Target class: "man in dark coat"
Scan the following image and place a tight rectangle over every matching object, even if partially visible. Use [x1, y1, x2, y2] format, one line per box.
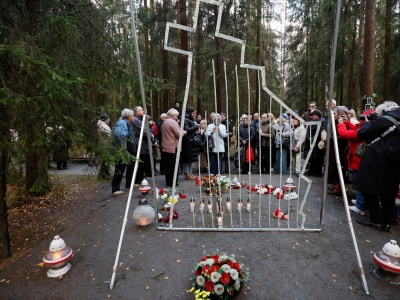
[238, 114, 256, 174]
[304, 109, 325, 176]
[132, 106, 155, 186]
[353, 101, 400, 232]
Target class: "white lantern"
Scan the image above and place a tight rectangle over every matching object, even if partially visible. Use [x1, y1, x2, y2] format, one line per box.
[43, 235, 73, 277]
[132, 197, 155, 227]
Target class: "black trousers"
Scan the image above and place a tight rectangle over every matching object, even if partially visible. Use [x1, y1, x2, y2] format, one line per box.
[364, 194, 396, 224]
[223, 145, 230, 172]
[260, 146, 272, 173]
[135, 153, 151, 184]
[162, 150, 178, 187]
[111, 161, 135, 192]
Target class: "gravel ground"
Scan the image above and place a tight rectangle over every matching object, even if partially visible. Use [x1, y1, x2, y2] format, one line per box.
[0, 164, 399, 300]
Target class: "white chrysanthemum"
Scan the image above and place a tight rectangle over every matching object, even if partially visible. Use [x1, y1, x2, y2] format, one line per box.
[205, 258, 215, 266]
[218, 254, 228, 262]
[214, 284, 225, 295]
[230, 269, 239, 280]
[198, 261, 206, 267]
[220, 264, 231, 272]
[210, 271, 221, 283]
[160, 193, 168, 199]
[196, 276, 205, 286]
[234, 280, 241, 290]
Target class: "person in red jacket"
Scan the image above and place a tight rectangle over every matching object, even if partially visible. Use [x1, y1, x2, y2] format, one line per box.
[337, 113, 365, 215]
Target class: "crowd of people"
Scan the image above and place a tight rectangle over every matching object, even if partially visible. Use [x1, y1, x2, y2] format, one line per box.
[105, 100, 400, 233]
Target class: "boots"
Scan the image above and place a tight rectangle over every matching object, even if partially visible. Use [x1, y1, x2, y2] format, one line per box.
[327, 182, 341, 195]
[357, 219, 391, 233]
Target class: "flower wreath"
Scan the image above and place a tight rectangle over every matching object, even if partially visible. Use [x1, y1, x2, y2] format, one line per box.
[201, 175, 230, 190]
[190, 252, 248, 299]
[157, 188, 186, 223]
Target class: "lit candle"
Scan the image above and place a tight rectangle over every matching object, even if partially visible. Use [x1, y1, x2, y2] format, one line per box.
[208, 200, 212, 214]
[217, 213, 223, 228]
[237, 199, 243, 212]
[226, 197, 231, 211]
[190, 197, 195, 212]
[246, 199, 251, 212]
[199, 198, 205, 212]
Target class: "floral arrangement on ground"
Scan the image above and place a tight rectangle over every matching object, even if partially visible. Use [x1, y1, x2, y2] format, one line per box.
[201, 175, 230, 190]
[190, 251, 248, 299]
[157, 187, 186, 223]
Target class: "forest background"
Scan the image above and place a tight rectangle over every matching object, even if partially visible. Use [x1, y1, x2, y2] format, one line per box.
[0, 0, 399, 262]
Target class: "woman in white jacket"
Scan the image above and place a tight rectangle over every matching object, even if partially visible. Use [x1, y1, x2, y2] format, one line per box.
[205, 114, 226, 175]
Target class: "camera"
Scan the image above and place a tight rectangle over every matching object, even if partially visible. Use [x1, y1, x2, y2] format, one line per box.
[359, 111, 377, 121]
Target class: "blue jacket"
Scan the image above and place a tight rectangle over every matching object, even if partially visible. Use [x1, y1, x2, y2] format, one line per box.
[111, 118, 137, 154]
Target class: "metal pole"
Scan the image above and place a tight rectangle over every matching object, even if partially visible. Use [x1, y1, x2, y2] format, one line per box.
[329, 112, 369, 295]
[110, 0, 151, 289]
[321, 0, 342, 228]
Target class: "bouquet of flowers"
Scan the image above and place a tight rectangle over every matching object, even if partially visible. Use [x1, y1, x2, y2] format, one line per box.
[190, 252, 248, 299]
[157, 188, 186, 223]
[201, 175, 230, 190]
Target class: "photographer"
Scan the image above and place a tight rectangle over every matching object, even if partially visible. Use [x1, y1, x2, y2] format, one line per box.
[353, 101, 400, 232]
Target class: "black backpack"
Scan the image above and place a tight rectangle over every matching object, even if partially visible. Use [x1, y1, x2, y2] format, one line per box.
[382, 115, 400, 160]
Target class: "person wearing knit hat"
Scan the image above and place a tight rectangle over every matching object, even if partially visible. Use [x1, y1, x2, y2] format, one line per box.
[281, 113, 289, 120]
[309, 109, 322, 118]
[325, 105, 351, 195]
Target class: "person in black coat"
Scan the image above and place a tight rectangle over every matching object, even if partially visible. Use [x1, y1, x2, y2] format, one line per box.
[132, 106, 156, 185]
[238, 114, 256, 174]
[181, 107, 200, 180]
[353, 101, 400, 232]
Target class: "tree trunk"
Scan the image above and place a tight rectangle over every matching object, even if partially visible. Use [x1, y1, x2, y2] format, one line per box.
[384, 0, 392, 100]
[355, 0, 365, 111]
[24, 0, 50, 195]
[363, 0, 376, 97]
[162, 0, 169, 113]
[177, 0, 188, 110]
[214, 5, 223, 113]
[0, 106, 10, 262]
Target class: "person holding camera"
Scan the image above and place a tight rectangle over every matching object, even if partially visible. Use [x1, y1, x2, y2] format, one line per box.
[353, 101, 400, 232]
[337, 112, 365, 215]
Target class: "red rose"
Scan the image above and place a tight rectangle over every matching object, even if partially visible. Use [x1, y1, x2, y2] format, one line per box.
[220, 272, 231, 284]
[159, 188, 165, 194]
[212, 254, 219, 262]
[178, 193, 186, 198]
[231, 262, 241, 270]
[211, 264, 220, 273]
[202, 266, 211, 277]
[195, 268, 201, 276]
[204, 281, 214, 292]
